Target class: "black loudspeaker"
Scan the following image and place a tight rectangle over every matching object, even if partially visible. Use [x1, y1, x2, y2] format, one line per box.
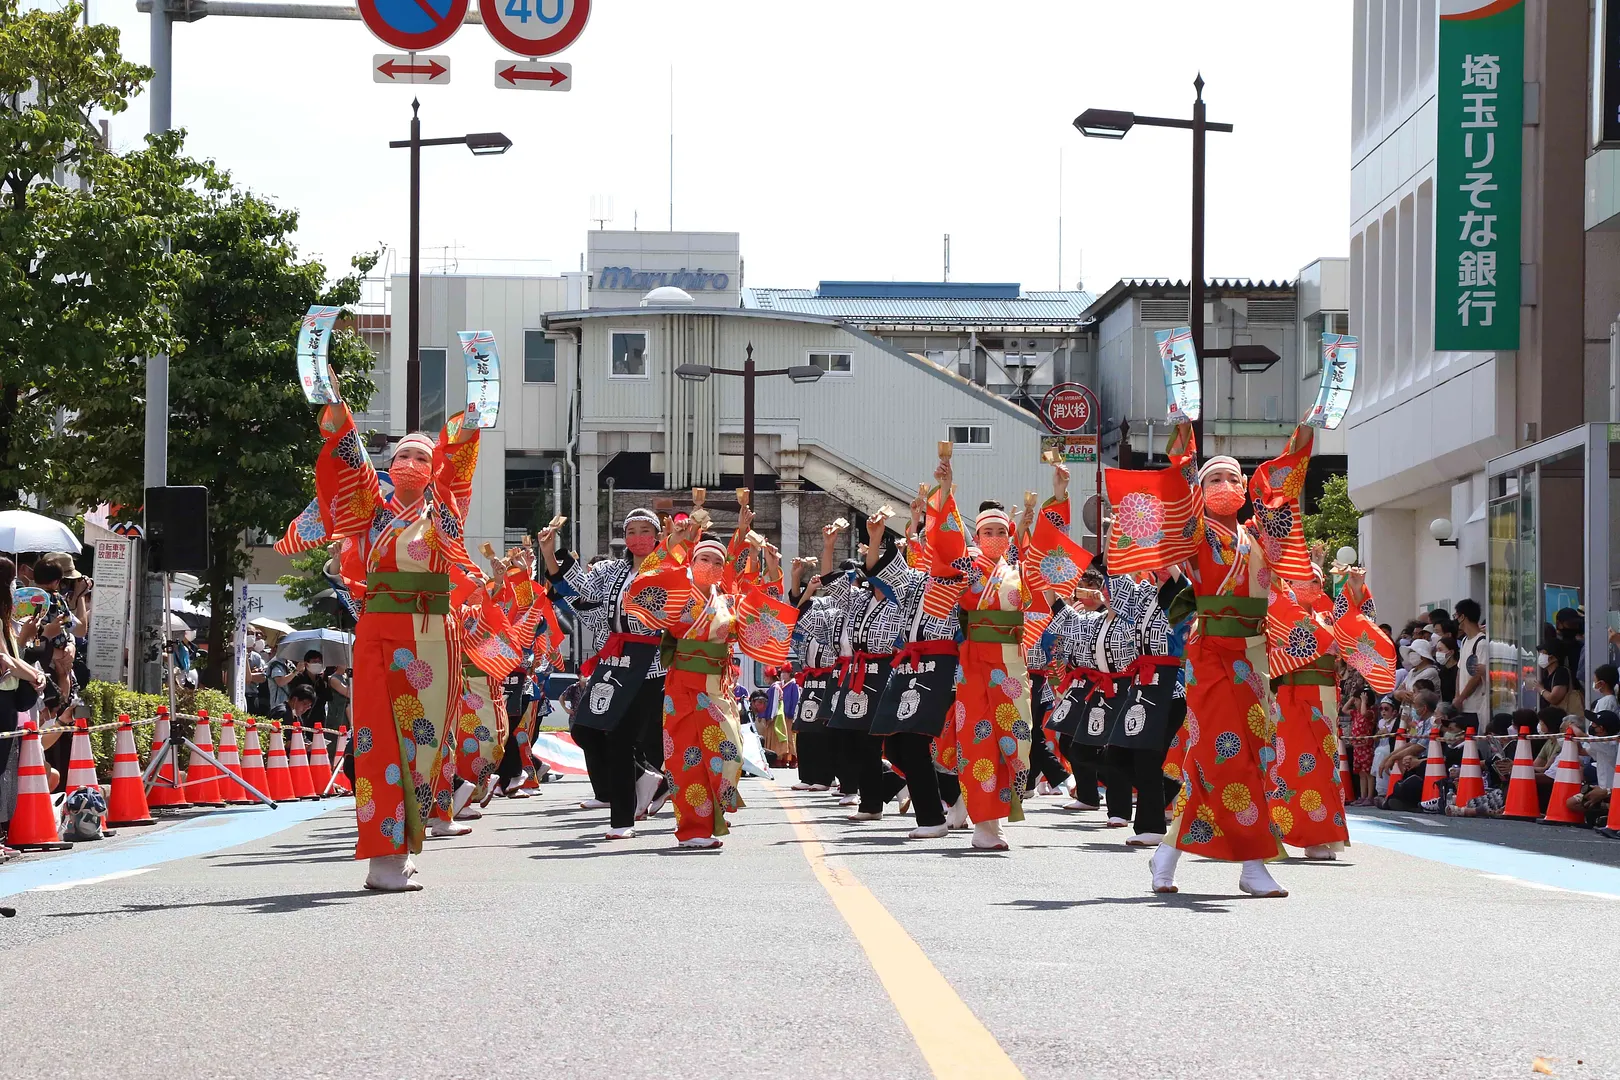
[145, 486, 210, 574]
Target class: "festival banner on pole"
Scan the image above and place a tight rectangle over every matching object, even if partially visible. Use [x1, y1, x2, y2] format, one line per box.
[296, 305, 343, 404]
[1305, 333, 1357, 429]
[1155, 326, 1201, 422]
[1435, 0, 1523, 352]
[458, 330, 502, 429]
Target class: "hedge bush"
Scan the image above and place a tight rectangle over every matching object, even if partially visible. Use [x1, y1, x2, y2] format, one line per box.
[80, 681, 277, 782]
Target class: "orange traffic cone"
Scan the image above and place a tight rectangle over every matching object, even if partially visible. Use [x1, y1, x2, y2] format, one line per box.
[64, 717, 100, 792]
[1338, 732, 1355, 804]
[286, 723, 317, 800]
[1384, 726, 1410, 796]
[1541, 729, 1587, 825]
[1603, 751, 1620, 834]
[1419, 727, 1447, 806]
[5, 723, 71, 850]
[1503, 727, 1541, 819]
[145, 705, 190, 809]
[308, 722, 332, 796]
[239, 719, 270, 799]
[215, 713, 250, 804]
[106, 714, 156, 827]
[1454, 728, 1486, 808]
[183, 709, 225, 806]
[328, 726, 353, 794]
[264, 722, 295, 802]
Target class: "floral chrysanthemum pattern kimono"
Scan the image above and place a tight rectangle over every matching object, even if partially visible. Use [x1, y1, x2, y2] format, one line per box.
[1112, 427, 1312, 863]
[924, 488, 1033, 825]
[446, 568, 534, 801]
[277, 402, 480, 859]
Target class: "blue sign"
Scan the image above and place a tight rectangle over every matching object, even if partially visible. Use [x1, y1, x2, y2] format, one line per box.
[359, 0, 468, 51]
[598, 266, 731, 291]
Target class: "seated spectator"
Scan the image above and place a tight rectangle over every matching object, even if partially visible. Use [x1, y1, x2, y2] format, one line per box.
[1594, 664, 1619, 715]
[268, 683, 318, 732]
[287, 650, 331, 729]
[1394, 639, 1441, 721]
[1377, 690, 1442, 808]
[1572, 710, 1619, 826]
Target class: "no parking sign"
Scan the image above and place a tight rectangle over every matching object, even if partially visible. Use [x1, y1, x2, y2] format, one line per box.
[479, 0, 590, 57]
[358, 0, 469, 51]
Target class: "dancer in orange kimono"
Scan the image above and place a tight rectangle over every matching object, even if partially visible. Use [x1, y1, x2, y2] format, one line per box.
[925, 451, 1037, 851]
[1109, 422, 1314, 897]
[652, 525, 796, 848]
[1266, 554, 1395, 858]
[277, 376, 483, 892]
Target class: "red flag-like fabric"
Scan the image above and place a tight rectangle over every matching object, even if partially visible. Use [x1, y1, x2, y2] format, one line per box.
[1021, 499, 1094, 598]
[1266, 579, 1334, 678]
[921, 485, 974, 618]
[1248, 429, 1314, 582]
[623, 566, 695, 632]
[735, 587, 800, 667]
[1103, 464, 1199, 575]
[1335, 611, 1396, 694]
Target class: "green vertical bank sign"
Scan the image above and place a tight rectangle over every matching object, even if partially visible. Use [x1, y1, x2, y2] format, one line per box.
[1435, 0, 1523, 352]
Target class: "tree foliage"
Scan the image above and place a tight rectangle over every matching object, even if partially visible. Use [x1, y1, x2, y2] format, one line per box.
[1304, 472, 1361, 561]
[277, 546, 344, 631]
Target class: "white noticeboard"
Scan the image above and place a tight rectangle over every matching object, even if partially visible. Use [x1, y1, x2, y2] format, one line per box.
[89, 537, 136, 687]
[233, 578, 249, 710]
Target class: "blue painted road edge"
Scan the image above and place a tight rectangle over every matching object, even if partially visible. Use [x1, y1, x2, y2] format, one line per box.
[1350, 815, 1620, 898]
[0, 800, 343, 900]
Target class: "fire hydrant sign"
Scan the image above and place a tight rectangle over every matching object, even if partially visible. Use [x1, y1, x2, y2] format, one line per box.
[1434, 0, 1523, 352]
[479, 0, 590, 57]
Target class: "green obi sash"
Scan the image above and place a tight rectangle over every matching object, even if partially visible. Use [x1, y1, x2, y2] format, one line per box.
[671, 638, 729, 676]
[1194, 595, 1265, 639]
[962, 608, 1024, 644]
[365, 571, 451, 616]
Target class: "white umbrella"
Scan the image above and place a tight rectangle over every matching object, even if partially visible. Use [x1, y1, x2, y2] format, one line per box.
[0, 510, 82, 554]
[249, 616, 295, 636]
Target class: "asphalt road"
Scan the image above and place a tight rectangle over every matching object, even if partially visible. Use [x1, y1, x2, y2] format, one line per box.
[2, 776, 1617, 1080]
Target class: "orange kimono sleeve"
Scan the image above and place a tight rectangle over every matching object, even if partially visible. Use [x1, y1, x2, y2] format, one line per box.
[1248, 426, 1314, 582]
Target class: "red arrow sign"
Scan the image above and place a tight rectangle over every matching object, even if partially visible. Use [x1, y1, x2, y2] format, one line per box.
[378, 58, 448, 80]
[498, 64, 567, 86]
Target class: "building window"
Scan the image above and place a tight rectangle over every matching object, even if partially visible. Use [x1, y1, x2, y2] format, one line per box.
[808, 351, 852, 374]
[524, 331, 556, 384]
[1301, 311, 1350, 377]
[611, 331, 647, 377]
[948, 425, 992, 447]
[418, 347, 446, 432]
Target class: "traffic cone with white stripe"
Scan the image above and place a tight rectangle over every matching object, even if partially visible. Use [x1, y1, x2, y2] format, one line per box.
[286, 722, 318, 800]
[5, 723, 71, 850]
[1338, 733, 1356, 805]
[64, 717, 100, 793]
[1384, 726, 1410, 796]
[1503, 727, 1542, 819]
[307, 722, 332, 796]
[1541, 729, 1587, 826]
[239, 719, 270, 798]
[1602, 751, 1620, 836]
[1453, 727, 1486, 808]
[328, 726, 353, 794]
[106, 714, 155, 827]
[183, 709, 225, 806]
[1419, 726, 1447, 807]
[264, 722, 295, 802]
[215, 713, 250, 804]
[145, 705, 190, 809]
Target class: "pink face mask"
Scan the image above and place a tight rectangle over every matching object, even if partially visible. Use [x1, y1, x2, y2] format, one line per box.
[390, 457, 432, 494]
[691, 560, 724, 588]
[1204, 487, 1246, 516]
[978, 535, 1010, 562]
[624, 533, 659, 560]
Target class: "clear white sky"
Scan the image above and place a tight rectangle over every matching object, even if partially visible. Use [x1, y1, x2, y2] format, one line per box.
[90, 0, 1351, 293]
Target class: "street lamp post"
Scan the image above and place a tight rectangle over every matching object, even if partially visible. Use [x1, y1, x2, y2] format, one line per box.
[675, 343, 823, 496]
[1074, 75, 1233, 450]
[390, 99, 512, 432]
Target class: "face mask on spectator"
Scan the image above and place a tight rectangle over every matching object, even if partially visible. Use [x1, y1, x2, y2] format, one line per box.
[307, 662, 325, 676]
[1398, 636, 1412, 649]
[1434, 648, 1451, 664]
[1537, 651, 1549, 669]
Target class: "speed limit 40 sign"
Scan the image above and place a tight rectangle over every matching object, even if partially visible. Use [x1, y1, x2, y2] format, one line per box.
[480, 0, 590, 57]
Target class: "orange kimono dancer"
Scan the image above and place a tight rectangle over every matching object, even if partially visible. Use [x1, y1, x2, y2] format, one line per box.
[655, 570, 798, 843]
[1112, 426, 1312, 863]
[924, 488, 1034, 825]
[278, 402, 482, 860]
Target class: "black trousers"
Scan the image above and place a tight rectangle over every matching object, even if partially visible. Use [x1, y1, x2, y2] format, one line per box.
[571, 724, 611, 802]
[836, 729, 904, 813]
[1065, 744, 1132, 820]
[938, 768, 961, 809]
[1059, 732, 1100, 805]
[885, 732, 944, 827]
[594, 676, 667, 830]
[1029, 729, 1069, 789]
[795, 728, 836, 786]
[497, 726, 524, 786]
[833, 727, 865, 795]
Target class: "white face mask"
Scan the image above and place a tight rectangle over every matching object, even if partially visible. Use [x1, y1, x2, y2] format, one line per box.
[1537, 652, 1549, 669]
[1435, 649, 1451, 664]
[306, 663, 325, 676]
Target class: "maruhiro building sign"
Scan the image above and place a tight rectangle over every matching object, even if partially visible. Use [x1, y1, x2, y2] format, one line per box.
[597, 267, 731, 292]
[1434, 0, 1523, 352]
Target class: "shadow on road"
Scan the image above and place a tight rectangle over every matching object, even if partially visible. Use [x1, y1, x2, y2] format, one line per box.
[997, 894, 1236, 913]
[43, 890, 371, 918]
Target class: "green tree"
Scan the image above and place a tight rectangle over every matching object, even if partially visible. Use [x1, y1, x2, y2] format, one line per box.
[55, 177, 377, 688]
[1305, 472, 1361, 561]
[0, 1, 197, 499]
[277, 546, 348, 631]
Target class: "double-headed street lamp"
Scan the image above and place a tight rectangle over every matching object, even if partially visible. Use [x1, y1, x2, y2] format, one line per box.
[675, 343, 823, 496]
[390, 99, 512, 432]
[1074, 75, 1278, 449]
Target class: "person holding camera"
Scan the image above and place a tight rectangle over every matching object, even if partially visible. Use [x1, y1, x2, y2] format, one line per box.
[287, 649, 331, 728]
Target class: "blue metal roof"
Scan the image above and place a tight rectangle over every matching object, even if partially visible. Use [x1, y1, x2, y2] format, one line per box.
[742, 283, 1096, 325]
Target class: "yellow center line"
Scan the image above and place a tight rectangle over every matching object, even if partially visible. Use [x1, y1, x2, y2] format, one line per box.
[768, 784, 1025, 1080]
